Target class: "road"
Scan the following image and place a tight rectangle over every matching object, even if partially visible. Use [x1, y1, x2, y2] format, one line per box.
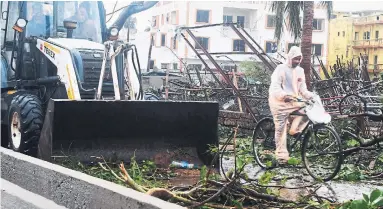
[221, 157, 383, 202]
[1, 178, 68, 209]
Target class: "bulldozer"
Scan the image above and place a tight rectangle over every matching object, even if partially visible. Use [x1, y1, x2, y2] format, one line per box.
[0, 1, 219, 168]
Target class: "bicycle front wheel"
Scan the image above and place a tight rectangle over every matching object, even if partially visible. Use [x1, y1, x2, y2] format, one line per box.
[252, 117, 277, 169]
[302, 124, 343, 182]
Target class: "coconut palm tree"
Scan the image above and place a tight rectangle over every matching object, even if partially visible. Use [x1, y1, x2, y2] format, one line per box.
[270, 1, 332, 89]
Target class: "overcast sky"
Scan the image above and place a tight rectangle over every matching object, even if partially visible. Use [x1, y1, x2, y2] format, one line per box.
[333, 1, 383, 12]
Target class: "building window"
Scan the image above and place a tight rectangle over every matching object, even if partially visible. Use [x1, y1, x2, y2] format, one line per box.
[196, 10, 210, 23]
[195, 37, 209, 50]
[222, 65, 234, 72]
[355, 32, 359, 40]
[233, 39, 245, 52]
[363, 31, 370, 40]
[376, 31, 379, 39]
[311, 44, 322, 56]
[166, 13, 170, 23]
[161, 63, 169, 69]
[161, 34, 166, 46]
[173, 63, 178, 70]
[152, 16, 158, 27]
[188, 64, 202, 71]
[343, 31, 345, 37]
[266, 15, 276, 28]
[237, 16, 245, 28]
[287, 43, 300, 52]
[223, 15, 233, 23]
[170, 37, 177, 49]
[149, 60, 155, 69]
[265, 41, 277, 53]
[338, 32, 340, 36]
[171, 11, 177, 24]
[312, 19, 323, 30]
[374, 55, 378, 69]
[151, 33, 156, 46]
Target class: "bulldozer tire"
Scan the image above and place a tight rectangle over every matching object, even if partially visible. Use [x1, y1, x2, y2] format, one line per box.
[7, 94, 43, 156]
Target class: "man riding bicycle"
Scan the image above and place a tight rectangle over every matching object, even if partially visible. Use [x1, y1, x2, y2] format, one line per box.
[268, 46, 314, 164]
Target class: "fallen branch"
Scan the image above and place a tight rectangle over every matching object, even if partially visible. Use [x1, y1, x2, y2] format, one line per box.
[119, 163, 147, 193]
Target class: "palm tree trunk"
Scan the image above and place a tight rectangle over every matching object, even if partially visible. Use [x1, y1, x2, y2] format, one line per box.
[300, 1, 314, 90]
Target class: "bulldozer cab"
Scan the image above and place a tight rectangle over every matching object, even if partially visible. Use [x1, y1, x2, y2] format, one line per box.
[1, 1, 109, 89]
[2, 1, 106, 42]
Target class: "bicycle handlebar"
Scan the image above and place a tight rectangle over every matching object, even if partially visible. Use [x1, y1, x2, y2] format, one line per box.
[290, 97, 313, 105]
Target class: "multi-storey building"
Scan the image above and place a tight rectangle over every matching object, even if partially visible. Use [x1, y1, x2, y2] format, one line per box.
[327, 12, 383, 75]
[130, 1, 329, 75]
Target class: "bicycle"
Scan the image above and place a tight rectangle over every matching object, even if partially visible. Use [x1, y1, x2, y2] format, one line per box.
[252, 96, 344, 182]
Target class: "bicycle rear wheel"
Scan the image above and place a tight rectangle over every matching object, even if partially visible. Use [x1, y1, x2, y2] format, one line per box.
[302, 124, 343, 181]
[252, 117, 277, 168]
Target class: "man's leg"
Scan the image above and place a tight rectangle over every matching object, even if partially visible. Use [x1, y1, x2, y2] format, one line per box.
[289, 115, 309, 136]
[273, 113, 290, 161]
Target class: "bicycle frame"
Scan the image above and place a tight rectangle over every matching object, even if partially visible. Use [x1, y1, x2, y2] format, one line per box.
[288, 106, 314, 151]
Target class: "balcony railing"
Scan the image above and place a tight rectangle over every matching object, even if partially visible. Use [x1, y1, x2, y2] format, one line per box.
[353, 17, 383, 25]
[368, 64, 383, 73]
[352, 38, 383, 48]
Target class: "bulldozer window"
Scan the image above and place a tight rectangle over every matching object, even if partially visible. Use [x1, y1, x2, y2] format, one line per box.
[59, 1, 102, 43]
[1, 2, 19, 48]
[0, 1, 7, 49]
[1, 1, 18, 80]
[25, 2, 53, 38]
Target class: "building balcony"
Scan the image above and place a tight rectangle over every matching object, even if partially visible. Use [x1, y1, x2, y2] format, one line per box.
[353, 16, 383, 26]
[352, 39, 383, 49]
[368, 64, 383, 73]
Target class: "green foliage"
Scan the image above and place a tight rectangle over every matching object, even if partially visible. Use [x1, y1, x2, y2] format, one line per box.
[280, 175, 288, 185]
[240, 59, 271, 84]
[378, 153, 383, 163]
[208, 144, 219, 154]
[259, 171, 276, 186]
[200, 165, 207, 183]
[337, 165, 366, 181]
[338, 189, 383, 209]
[233, 138, 255, 171]
[287, 157, 301, 166]
[346, 139, 360, 147]
[232, 199, 244, 209]
[269, 1, 332, 42]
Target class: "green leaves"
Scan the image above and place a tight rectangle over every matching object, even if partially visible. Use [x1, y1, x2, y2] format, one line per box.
[259, 171, 276, 185]
[337, 165, 366, 181]
[339, 189, 383, 209]
[370, 189, 382, 205]
[350, 199, 368, 209]
[199, 165, 207, 183]
[287, 157, 301, 166]
[363, 193, 370, 203]
[240, 59, 271, 84]
[346, 139, 359, 147]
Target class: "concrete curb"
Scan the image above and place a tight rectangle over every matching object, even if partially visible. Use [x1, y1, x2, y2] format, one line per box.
[0, 148, 185, 209]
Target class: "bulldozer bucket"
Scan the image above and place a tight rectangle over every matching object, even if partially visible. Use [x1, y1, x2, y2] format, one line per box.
[38, 99, 219, 167]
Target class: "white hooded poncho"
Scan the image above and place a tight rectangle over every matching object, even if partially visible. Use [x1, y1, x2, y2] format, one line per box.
[268, 46, 314, 113]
